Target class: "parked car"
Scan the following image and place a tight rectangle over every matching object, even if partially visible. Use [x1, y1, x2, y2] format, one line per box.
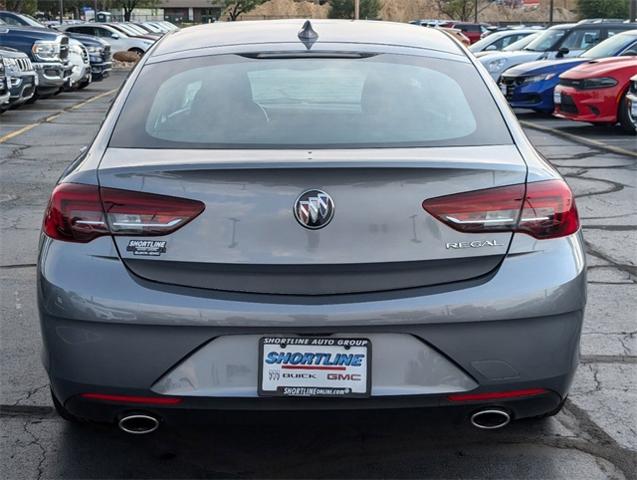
[480, 22, 637, 80]
[469, 29, 541, 54]
[627, 74, 637, 131]
[439, 22, 492, 44]
[65, 37, 91, 90]
[56, 23, 154, 57]
[0, 46, 37, 109]
[40, 20, 585, 432]
[474, 32, 542, 58]
[0, 22, 71, 99]
[553, 57, 637, 133]
[63, 32, 112, 81]
[0, 10, 45, 28]
[105, 22, 160, 41]
[438, 27, 470, 46]
[138, 21, 167, 34]
[0, 52, 10, 112]
[499, 29, 637, 112]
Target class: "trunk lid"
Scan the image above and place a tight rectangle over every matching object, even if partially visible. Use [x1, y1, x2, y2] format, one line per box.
[98, 146, 527, 295]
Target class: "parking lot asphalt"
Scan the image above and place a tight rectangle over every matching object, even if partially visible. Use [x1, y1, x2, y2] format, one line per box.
[1, 70, 635, 480]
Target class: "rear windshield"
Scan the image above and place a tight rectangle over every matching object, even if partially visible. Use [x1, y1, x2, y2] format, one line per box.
[110, 53, 512, 149]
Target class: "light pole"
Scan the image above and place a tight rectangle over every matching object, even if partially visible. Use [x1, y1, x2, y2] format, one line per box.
[549, 0, 554, 25]
[630, 0, 636, 23]
[59, 0, 64, 24]
[354, 0, 360, 20]
[474, 0, 478, 23]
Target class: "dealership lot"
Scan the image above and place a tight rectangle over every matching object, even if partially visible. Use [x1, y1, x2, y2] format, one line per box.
[0, 70, 635, 479]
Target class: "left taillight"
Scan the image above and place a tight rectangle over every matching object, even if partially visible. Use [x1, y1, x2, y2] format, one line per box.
[43, 183, 205, 243]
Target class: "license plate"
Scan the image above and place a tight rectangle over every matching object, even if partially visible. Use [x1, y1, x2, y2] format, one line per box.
[553, 90, 561, 105]
[258, 337, 371, 398]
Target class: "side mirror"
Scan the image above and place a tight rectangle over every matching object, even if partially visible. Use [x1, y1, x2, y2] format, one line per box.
[111, 33, 119, 39]
[485, 44, 497, 51]
[556, 46, 569, 58]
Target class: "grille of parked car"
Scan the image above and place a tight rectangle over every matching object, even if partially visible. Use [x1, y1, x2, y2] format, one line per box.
[559, 94, 578, 114]
[17, 57, 33, 72]
[103, 45, 111, 62]
[499, 76, 524, 101]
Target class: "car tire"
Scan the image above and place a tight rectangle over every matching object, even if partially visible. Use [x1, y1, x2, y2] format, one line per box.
[77, 79, 90, 90]
[51, 388, 83, 423]
[618, 93, 637, 135]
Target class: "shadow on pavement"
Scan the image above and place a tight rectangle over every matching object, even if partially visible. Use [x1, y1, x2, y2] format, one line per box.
[50, 409, 581, 479]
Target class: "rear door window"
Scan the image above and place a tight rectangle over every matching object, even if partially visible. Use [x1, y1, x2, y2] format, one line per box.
[111, 53, 512, 149]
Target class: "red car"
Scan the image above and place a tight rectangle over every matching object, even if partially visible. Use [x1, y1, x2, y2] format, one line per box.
[438, 22, 490, 44]
[553, 57, 637, 133]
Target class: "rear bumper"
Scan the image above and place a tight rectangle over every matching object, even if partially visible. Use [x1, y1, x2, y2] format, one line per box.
[38, 231, 586, 420]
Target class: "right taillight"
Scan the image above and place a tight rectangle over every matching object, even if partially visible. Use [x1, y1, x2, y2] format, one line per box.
[43, 183, 205, 243]
[422, 179, 579, 240]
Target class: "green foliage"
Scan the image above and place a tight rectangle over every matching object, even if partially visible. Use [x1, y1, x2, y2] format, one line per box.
[577, 0, 629, 18]
[328, 0, 381, 20]
[223, 0, 269, 21]
[5, 0, 38, 15]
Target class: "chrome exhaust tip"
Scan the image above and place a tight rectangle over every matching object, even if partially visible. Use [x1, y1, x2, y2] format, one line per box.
[470, 409, 511, 430]
[118, 414, 160, 434]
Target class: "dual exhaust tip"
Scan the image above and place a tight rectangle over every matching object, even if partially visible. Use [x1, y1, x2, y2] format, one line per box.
[117, 408, 510, 434]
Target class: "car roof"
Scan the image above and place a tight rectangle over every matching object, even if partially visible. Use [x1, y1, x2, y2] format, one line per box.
[150, 19, 462, 58]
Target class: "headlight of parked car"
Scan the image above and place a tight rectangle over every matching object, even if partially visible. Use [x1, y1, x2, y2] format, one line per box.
[578, 77, 618, 90]
[32, 40, 61, 61]
[487, 58, 507, 73]
[523, 73, 556, 84]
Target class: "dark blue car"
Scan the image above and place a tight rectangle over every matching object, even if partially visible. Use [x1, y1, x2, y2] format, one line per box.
[499, 29, 637, 112]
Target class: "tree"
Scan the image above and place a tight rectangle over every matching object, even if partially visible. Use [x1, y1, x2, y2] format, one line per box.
[223, 0, 268, 21]
[577, 0, 629, 18]
[4, 0, 38, 15]
[436, 0, 490, 22]
[112, 0, 160, 21]
[328, 0, 381, 19]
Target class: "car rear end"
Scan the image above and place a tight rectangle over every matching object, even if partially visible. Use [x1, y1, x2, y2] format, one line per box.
[38, 21, 585, 430]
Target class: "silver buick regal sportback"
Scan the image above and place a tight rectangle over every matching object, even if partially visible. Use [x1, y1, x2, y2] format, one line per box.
[38, 20, 586, 433]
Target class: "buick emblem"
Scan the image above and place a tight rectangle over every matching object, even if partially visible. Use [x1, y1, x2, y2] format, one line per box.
[294, 189, 334, 229]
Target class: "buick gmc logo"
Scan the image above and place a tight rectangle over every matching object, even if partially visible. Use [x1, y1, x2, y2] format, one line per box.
[294, 190, 334, 230]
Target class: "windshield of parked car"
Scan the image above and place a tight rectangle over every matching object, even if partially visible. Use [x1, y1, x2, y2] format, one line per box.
[524, 28, 567, 52]
[111, 53, 512, 149]
[502, 32, 540, 51]
[581, 33, 637, 58]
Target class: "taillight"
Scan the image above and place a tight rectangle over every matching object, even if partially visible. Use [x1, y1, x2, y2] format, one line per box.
[43, 183, 205, 243]
[422, 179, 579, 240]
